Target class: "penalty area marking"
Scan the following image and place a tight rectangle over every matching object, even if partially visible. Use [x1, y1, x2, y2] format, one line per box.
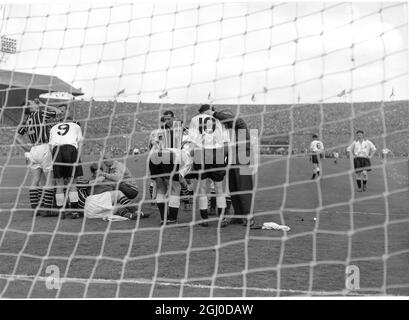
[327, 210, 385, 216]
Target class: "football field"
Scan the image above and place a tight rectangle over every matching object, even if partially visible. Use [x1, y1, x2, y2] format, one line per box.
[0, 155, 408, 298]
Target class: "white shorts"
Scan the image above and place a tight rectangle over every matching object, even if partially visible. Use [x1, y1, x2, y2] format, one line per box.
[28, 144, 53, 172]
[84, 192, 114, 219]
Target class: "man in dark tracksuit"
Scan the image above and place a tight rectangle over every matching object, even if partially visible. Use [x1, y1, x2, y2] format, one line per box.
[204, 108, 256, 227]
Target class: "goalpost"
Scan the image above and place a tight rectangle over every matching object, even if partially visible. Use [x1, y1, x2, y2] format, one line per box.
[0, 2, 408, 298]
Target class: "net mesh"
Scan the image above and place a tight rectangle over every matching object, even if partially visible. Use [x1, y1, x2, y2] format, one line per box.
[0, 2, 408, 298]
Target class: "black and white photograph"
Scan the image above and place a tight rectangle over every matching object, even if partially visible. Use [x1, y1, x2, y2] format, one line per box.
[0, 0, 408, 305]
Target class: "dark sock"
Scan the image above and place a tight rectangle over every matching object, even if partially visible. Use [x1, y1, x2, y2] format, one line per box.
[70, 202, 78, 209]
[225, 197, 232, 214]
[217, 208, 225, 217]
[357, 180, 362, 188]
[29, 188, 39, 209]
[210, 192, 216, 210]
[157, 203, 165, 222]
[200, 209, 208, 220]
[169, 207, 179, 221]
[363, 180, 367, 186]
[312, 174, 316, 179]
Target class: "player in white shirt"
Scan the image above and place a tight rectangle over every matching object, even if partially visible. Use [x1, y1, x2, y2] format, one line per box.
[346, 130, 377, 192]
[382, 148, 392, 160]
[188, 104, 230, 227]
[49, 105, 84, 218]
[333, 151, 339, 164]
[309, 134, 324, 179]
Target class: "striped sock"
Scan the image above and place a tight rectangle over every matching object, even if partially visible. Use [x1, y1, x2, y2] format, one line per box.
[41, 188, 55, 209]
[180, 185, 188, 196]
[78, 189, 87, 209]
[119, 196, 131, 206]
[29, 188, 39, 209]
[119, 196, 138, 213]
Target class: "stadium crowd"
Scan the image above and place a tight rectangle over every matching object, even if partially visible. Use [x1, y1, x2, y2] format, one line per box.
[2, 99, 408, 158]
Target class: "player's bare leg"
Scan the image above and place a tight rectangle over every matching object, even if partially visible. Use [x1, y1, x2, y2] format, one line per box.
[213, 180, 228, 228]
[167, 179, 181, 225]
[197, 178, 209, 227]
[149, 180, 157, 206]
[362, 170, 368, 191]
[155, 177, 168, 225]
[39, 171, 46, 186]
[312, 163, 320, 179]
[207, 179, 216, 216]
[68, 178, 80, 219]
[355, 172, 363, 192]
[55, 177, 67, 218]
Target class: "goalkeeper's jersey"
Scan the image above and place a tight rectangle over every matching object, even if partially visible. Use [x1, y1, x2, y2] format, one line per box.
[188, 114, 229, 149]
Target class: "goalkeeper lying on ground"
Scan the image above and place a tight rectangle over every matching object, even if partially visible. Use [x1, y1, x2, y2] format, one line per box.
[77, 163, 148, 220]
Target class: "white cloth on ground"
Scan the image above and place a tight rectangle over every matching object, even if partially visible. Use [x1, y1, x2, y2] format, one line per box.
[262, 222, 290, 231]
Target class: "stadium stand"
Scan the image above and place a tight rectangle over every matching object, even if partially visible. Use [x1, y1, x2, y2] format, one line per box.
[1, 99, 408, 157]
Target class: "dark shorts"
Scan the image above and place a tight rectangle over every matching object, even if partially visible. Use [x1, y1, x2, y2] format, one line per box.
[191, 148, 227, 182]
[311, 154, 323, 164]
[353, 157, 371, 173]
[311, 154, 319, 164]
[119, 182, 138, 199]
[149, 150, 179, 181]
[52, 145, 83, 179]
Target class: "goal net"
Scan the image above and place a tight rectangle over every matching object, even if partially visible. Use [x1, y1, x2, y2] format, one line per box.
[0, 2, 408, 298]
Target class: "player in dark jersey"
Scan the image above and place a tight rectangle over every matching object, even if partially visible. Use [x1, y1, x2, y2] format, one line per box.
[15, 100, 63, 217]
[160, 111, 195, 210]
[148, 118, 194, 226]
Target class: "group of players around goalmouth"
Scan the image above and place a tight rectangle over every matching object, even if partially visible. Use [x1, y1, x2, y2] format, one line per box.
[16, 92, 379, 225]
[16, 94, 143, 220]
[16, 95, 85, 219]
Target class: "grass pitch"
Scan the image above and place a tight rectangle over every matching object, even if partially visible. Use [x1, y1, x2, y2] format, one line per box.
[0, 155, 408, 297]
